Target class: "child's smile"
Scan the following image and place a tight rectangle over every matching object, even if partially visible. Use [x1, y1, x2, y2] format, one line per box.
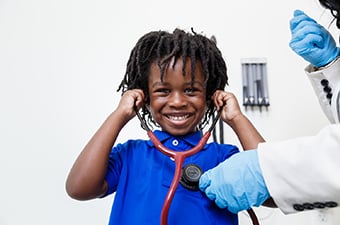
[148, 57, 207, 136]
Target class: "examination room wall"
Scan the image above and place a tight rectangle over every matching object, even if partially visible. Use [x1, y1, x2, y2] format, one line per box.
[0, 0, 339, 225]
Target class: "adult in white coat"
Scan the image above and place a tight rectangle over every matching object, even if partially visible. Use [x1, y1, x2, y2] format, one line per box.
[199, 1, 340, 215]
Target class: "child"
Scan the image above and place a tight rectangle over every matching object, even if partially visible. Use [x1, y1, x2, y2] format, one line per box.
[66, 28, 264, 225]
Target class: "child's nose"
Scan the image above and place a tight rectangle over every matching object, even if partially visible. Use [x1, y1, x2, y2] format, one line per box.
[168, 92, 188, 108]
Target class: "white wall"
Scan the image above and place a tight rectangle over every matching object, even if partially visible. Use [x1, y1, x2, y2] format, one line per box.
[0, 0, 338, 224]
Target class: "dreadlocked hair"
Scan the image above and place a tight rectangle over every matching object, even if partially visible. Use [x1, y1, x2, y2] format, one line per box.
[117, 28, 228, 130]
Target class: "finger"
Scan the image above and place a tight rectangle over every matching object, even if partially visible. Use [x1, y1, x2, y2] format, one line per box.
[290, 18, 318, 35]
[204, 185, 217, 201]
[215, 197, 229, 210]
[199, 172, 211, 191]
[134, 90, 146, 109]
[292, 20, 324, 36]
[212, 91, 224, 110]
[292, 19, 320, 33]
[290, 33, 324, 53]
[290, 23, 325, 47]
[290, 10, 317, 33]
[217, 92, 228, 108]
[293, 9, 305, 17]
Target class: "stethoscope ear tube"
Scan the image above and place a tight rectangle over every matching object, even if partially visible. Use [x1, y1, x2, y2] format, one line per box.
[147, 131, 211, 225]
[247, 208, 260, 225]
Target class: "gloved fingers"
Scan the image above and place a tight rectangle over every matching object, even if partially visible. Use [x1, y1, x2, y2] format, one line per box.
[203, 185, 217, 202]
[290, 9, 317, 32]
[202, 179, 240, 214]
[290, 17, 321, 35]
[292, 20, 323, 34]
[215, 195, 243, 214]
[215, 197, 229, 210]
[293, 9, 305, 17]
[199, 170, 211, 191]
[290, 33, 324, 53]
[290, 22, 327, 49]
[203, 181, 240, 214]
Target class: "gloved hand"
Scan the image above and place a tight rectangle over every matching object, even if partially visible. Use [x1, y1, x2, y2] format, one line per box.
[199, 150, 269, 214]
[289, 9, 340, 67]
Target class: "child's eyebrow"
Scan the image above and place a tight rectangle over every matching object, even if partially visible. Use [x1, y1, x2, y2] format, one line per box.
[189, 81, 205, 88]
[151, 81, 166, 88]
[151, 81, 205, 88]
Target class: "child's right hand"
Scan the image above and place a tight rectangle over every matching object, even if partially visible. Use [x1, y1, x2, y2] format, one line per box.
[115, 89, 145, 121]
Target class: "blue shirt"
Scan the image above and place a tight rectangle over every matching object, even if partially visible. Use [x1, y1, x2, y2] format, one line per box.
[104, 130, 239, 225]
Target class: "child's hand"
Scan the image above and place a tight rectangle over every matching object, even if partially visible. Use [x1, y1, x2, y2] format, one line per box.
[212, 90, 242, 124]
[116, 89, 145, 120]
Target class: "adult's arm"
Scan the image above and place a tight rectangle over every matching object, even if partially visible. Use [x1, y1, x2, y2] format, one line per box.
[258, 124, 340, 214]
[305, 56, 340, 124]
[258, 56, 340, 214]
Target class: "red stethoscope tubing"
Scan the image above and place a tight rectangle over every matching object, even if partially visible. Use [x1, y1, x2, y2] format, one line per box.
[147, 130, 211, 225]
[135, 108, 260, 225]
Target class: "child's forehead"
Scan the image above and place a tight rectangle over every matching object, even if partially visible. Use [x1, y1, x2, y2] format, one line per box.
[150, 57, 204, 74]
[149, 58, 206, 84]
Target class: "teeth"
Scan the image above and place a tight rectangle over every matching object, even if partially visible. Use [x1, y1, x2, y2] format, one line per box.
[168, 115, 189, 121]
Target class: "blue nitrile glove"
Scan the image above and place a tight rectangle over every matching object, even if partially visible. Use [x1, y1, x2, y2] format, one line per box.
[199, 150, 269, 214]
[289, 9, 340, 67]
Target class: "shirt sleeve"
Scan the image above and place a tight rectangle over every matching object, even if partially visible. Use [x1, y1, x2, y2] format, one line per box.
[103, 143, 125, 196]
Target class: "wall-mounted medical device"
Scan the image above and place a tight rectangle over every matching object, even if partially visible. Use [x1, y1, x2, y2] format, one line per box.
[241, 58, 269, 111]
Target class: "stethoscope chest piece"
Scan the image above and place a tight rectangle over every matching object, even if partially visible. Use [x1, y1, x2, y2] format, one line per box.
[180, 164, 203, 191]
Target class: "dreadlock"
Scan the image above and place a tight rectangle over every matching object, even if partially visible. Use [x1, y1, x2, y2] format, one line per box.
[117, 28, 228, 130]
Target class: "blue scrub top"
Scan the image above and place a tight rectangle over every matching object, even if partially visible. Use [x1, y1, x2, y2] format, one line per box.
[104, 130, 239, 225]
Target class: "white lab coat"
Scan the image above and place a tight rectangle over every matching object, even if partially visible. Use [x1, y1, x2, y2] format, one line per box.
[258, 57, 340, 214]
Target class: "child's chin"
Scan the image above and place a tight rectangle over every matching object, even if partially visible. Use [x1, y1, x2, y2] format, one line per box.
[164, 128, 195, 136]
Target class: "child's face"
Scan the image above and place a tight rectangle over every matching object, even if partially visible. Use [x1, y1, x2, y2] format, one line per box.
[148, 58, 207, 136]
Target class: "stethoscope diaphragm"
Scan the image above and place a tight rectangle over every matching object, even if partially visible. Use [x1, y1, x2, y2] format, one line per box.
[180, 164, 203, 191]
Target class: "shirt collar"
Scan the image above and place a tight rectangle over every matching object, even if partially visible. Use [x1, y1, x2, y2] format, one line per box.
[147, 130, 204, 148]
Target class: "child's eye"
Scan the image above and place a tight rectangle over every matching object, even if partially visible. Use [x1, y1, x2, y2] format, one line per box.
[155, 88, 170, 94]
[185, 87, 197, 94]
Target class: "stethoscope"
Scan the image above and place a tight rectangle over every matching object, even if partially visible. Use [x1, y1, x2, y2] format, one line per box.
[135, 106, 260, 225]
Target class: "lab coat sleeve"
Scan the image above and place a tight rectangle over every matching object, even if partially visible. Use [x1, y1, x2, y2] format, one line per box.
[258, 125, 340, 214]
[305, 56, 340, 124]
[257, 58, 340, 214]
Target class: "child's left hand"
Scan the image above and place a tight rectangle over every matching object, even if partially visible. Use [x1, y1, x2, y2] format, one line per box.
[212, 90, 242, 125]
